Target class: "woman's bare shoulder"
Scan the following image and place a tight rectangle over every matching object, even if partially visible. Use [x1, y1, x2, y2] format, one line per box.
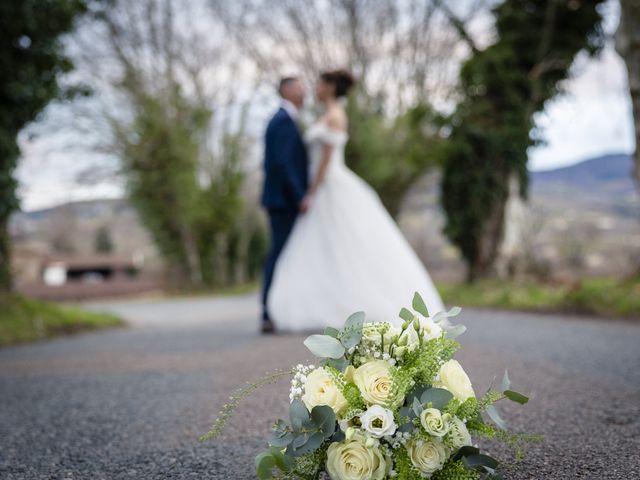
[324, 107, 347, 131]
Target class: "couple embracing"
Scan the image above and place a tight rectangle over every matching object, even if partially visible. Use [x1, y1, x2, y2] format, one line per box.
[261, 69, 444, 334]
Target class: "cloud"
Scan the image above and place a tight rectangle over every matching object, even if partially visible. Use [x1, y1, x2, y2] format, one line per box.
[528, 44, 634, 171]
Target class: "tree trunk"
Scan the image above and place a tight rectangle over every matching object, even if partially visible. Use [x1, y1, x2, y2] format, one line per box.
[617, 0, 640, 185]
[495, 175, 529, 279]
[0, 219, 12, 293]
[177, 221, 203, 288]
[469, 195, 507, 282]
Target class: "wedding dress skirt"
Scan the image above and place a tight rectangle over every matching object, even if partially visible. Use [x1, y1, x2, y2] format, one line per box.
[268, 122, 445, 331]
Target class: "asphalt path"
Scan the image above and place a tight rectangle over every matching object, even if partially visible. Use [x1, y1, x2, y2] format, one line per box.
[1, 294, 638, 479]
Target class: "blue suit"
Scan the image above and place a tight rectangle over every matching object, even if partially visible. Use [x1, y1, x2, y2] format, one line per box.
[261, 108, 308, 322]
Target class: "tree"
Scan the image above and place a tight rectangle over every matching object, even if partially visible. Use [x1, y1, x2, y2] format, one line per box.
[0, 0, 87, 292]
[68, 0, 246, 288]
[616, 0, 640, 187]
[346, 100, 447, 216]
[94, 226, 114, 254]
[440, 0, 605, 281]
[210, 0, 474, 217]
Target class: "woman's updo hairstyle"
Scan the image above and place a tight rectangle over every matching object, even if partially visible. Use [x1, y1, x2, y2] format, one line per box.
[320, 69, 355, 98]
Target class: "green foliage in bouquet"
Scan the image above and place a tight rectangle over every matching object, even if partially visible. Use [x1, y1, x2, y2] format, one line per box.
[201, 293, 539, 479]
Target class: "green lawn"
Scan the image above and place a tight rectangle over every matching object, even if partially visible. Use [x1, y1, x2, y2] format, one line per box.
[438, 277, 640, 319]
[0, 294, 124, 347]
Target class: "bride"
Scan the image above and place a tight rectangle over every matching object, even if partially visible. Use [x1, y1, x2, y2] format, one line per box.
[268, 69, 444, 330]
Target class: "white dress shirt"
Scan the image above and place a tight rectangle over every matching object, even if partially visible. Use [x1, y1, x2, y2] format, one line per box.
[280, 99, 299, 121]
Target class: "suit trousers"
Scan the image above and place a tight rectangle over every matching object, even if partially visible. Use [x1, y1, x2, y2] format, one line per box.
[262, 209, 298, 322]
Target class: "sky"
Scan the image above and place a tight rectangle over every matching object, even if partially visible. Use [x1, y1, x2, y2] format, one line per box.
[14, 4, 635, 212]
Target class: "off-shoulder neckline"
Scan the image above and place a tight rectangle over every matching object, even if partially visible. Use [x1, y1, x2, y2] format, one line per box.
[315, 122, 348, 136]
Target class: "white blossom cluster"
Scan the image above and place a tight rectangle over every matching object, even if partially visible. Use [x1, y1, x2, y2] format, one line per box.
[288, 363, 315, 402]
[384, 430, 412, 450]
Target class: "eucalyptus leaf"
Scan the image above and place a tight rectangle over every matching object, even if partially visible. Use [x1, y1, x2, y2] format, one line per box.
[270, 430, 294, 447]
[289, 399, 309, 431]
[445, 324, 467, 339]
[304, 334, 345, 359]
[331, 429, 346, 442]
[501, 370, 511, 392]
[446, 306, 462, 317]
[420, 388, 454, 410]
[462, 453, 499, 470]
[269, 447, 295, 472]
[255, 452, 276, 480]
[323, 357, 348, 372]
[405, 384, 430, 406]
[432, 311, 447, 323]
[311, 405, 336, 437]
[485, 404, 507, 430]
[412, 396, 423, 416]
[504, 390, 529, 405]
[399, 307, 413, 322]
[433, 306, 462, 323]
[293, 431, 324, 456]
[412, 292, 430, 317]
[292, 433, 309, 449]
[324, 327, 340, 338]
[452, 445, 480, 461]
[339, 311, 364, 349]
[273, 419, 287, 433]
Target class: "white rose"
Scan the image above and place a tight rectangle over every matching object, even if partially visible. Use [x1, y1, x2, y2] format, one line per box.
[448, 417, 472, 450]
[350, 360, 394, 406]
[419, 408, 451, 437]
[359, 405, 397, 438]
[406, 438, 448, 476]
[302, 367, 348, 415]
[420, 317, 443, 341]
[434, 360, 475, 402]
[326, 434, 387, 480]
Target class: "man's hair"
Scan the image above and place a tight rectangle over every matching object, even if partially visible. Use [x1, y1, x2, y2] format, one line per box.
[278, 76, 298, 95]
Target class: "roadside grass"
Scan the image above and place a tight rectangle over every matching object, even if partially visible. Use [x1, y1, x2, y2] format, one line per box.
[437, 277, 640, 319]
[0, 294, 124, 347]
[163, 281, 260, 298]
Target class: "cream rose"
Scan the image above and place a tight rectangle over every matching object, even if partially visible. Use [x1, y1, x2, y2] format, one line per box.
[434, 360, 475, 402]
[301, 367, 348, 414]
[326, 434, 387, 480]
[351, 360, 393, 406]
[447, 417, 472, 450]
[359, 405, 397, 438]
[406, 438, 448, 476]
[420, 408, 451, 437]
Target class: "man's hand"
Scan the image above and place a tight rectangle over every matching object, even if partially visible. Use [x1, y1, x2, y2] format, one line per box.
[299, 193, 313, 214]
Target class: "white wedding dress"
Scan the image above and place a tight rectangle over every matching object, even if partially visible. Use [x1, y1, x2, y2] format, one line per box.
[268, 121, 445, 331]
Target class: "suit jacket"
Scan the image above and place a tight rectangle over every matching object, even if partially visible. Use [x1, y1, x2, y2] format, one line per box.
[261, 108, 308, 210]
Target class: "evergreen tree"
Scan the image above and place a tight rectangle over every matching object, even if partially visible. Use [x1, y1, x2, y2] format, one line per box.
[95, 226, 114, 254]
[0, 0, 87, 292]
[346, 98, 445, 218]
[617, 0, 640, 187]
[441, 0, 605, 281]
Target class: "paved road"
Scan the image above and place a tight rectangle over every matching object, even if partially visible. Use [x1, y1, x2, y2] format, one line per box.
[1, 294, 639, 479]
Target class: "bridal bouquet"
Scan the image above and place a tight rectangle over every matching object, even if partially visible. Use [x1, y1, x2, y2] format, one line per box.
[201, 293, 534, 480]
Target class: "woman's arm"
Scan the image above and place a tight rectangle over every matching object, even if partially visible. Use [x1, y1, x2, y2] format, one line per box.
[309, 142, 333, 194]
[309, 113, 345, 194]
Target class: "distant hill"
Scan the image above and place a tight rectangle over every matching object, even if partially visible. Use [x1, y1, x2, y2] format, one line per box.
[530, 153, 638, 217]
[531, 153, 636, 196]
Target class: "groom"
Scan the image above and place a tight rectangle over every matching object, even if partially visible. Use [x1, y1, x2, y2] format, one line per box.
[260, 77, 309, 333]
